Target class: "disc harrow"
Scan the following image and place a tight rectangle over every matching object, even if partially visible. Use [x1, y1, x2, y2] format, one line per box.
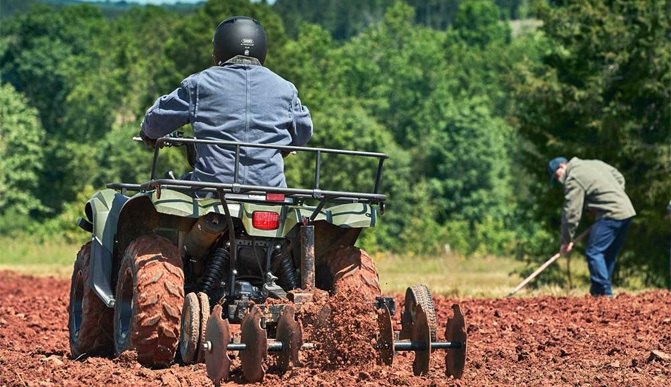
[377, 302, 467, 377]
[200, 285, 467, 385]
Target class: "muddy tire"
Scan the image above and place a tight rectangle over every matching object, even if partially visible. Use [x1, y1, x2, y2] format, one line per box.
[322, 246, 381, 300]
[114, 234, 184, 367]
[68, 242, 114, 358]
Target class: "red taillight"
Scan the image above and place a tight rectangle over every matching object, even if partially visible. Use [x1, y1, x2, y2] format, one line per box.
[265, 193, 285, 202]
[252, 211, 280, 230]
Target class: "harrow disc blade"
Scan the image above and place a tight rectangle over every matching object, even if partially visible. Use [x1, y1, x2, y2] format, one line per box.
[195, 292, 210, 364]
[445, 304, 467, 379]
[179, 292, 201, 364]
[240, 305, 268, 383]
[275, 305, 302, 373]
[204, 304, 231, 387]
[411, 304, 431, 376]
[376, 303, 394, 366]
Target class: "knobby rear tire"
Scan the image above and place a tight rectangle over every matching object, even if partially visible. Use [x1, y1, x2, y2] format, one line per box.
[68, 242, 114, 358]
[114, 234, 184, 367]
[323, 245, 381, 300]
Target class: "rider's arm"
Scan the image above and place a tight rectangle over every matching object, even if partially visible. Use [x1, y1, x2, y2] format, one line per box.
[288, 85, 313, 146]
[140, 79, 192, 139]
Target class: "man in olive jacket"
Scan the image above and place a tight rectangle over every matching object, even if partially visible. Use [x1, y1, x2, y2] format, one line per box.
[547, 156, 636, 296]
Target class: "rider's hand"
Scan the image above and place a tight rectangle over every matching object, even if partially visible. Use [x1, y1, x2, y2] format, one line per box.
[139, 130, 156, 149]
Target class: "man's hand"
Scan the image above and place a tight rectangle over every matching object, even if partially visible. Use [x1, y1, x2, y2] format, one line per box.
[139, 130, 156, 149]
[560, 242, 574, 256]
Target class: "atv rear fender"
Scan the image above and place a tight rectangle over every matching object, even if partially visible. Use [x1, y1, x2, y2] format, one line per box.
[143, 189, 378, 237]
[82, 189, 128, 307]
[85, 188, 378, 308]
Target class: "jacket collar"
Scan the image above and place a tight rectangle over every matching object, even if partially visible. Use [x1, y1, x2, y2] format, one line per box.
[221, 55, 262, 66]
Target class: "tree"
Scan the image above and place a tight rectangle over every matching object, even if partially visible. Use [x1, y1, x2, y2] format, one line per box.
[0, 84, 45, 218]
[276, 2, 520, 254]
[418, 92, 516, 253]
[334, 2, 447, 147]
[453, 0, 511, 48]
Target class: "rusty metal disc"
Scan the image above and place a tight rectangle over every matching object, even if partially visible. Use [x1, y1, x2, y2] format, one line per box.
[445, 304, 467, 379]
[376, 303, 395, 366]
[411, 304, 431, 376]
[399, 294, 412, 340]
[240, 305, 268, 383]
[275, 305, 303, 373]
[204, 305, 231, 387]
[179, 292, 201, 364]
[195, 292, 210, 364]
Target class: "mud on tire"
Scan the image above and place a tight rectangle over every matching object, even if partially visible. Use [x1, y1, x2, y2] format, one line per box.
[114, 234, 184, 367]
[320, 245, 381, 300]
[68, 242, 114, 357]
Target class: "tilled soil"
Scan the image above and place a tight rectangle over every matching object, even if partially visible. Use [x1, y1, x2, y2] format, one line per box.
[1, 270, 670, 386]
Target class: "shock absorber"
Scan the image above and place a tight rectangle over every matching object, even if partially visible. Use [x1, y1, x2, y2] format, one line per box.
[200, 246, 231, 293]
[274, 246, 299, 290]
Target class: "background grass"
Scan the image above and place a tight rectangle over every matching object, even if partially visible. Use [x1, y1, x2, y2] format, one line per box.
[0, 235, 637, 298]
[373, 251, 603, 298]
[0, 236, 79, 278]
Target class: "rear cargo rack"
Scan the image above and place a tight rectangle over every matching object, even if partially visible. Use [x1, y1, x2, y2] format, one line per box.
[107, 136, 388, 205]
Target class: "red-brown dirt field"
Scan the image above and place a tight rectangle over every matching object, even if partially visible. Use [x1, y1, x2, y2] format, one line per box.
[1, 270, 670, 387]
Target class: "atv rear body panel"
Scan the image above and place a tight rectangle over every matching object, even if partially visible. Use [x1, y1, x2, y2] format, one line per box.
[80, 137, 385, 308]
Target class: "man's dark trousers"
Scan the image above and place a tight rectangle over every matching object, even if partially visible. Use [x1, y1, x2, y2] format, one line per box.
[585, 217, 633, 296]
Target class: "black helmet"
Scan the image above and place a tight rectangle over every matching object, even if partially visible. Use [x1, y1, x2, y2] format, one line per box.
[213, 16, 267, 64]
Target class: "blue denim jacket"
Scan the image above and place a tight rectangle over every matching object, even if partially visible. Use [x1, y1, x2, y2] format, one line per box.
[141, 56, 313, 187]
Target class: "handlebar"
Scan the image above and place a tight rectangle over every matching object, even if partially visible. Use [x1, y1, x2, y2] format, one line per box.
[134, 131, 188, 148]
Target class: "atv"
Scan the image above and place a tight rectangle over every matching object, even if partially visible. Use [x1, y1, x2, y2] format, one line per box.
[67, 134, 466, 382]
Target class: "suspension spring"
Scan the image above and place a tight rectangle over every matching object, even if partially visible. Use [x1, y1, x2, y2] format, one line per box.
[275, 248, 299, 290]
[200, 247, 231, 293]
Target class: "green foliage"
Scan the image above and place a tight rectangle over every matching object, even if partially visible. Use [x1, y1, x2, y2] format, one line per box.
[0, 0, 40, 20]
[334, 2, 447, 147]
[453, 0, 511, 47]
[0, 83, 45, 217]
[272, 0, 395, 40]
[36, 185, 96, 244]
[1, 5, 107, 135]
[420, 95, 514, 222]
[272, 23, 339, 105]
[390, 180, 450, 256]
[0, 3, 187, 212]
[271, 0, 527, 39]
